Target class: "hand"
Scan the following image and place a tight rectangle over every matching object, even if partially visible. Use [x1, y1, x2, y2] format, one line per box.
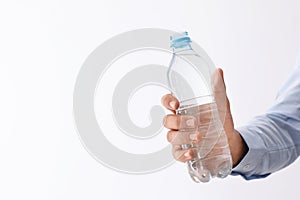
[161, 68, 248, 167]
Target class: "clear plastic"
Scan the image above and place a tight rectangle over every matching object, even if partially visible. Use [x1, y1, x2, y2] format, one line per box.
[167, 32, 232, 183]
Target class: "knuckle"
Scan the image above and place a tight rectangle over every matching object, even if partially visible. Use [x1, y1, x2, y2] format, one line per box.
[169, 131, 179, 144]
[161, 94, 171, 104]
[161, 94, 168, 104]
[162, 116, 167, 127]
[166, 130, 173, 142]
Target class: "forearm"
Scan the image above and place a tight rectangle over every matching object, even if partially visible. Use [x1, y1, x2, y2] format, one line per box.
[231, 65, 300, 180]
[232, 113, 300, 179]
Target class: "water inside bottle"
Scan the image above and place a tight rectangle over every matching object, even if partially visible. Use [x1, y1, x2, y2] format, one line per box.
[177, 103, 232, 182]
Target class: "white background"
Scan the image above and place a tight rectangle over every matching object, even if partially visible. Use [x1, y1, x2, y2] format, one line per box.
[1, 0, 300, 199]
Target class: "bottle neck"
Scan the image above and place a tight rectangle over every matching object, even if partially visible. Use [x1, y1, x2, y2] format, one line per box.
[173, 45, 197, 56]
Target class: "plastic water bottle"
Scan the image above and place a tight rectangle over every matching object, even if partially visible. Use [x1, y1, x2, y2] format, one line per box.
[167, 32, 232, 183]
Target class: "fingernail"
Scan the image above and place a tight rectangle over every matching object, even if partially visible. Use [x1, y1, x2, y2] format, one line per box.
[189, 133, 198, 140]
[169, 101, 176, 109]
[186, 118, 196, 127]
[184, 151, 190, 158]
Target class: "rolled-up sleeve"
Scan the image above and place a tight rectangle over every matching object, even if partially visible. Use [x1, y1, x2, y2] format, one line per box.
[232, 65, 300, 180]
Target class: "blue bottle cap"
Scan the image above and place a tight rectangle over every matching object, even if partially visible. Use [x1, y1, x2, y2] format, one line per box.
[170, 31, 191, 49]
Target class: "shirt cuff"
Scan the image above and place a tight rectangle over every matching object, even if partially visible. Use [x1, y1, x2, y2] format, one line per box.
[231, 126, 271, 180]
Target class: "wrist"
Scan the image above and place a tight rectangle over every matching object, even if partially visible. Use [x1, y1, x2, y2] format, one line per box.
[229, 129, 249, 167]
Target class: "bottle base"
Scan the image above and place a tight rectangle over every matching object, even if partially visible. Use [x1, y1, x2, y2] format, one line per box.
[187, 155, 232, 183]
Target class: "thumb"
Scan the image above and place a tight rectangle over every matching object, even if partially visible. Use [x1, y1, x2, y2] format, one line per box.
[212, 68, 230, 122]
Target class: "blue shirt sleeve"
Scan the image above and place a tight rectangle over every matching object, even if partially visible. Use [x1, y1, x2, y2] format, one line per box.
[232, 64, 300, 180]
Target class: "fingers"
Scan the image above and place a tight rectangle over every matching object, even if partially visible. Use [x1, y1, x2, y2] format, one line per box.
[161, 94, 196, 162]
[167, 130, 201, 162]
[172, 145, 194, 162]
[161, 94, 179, 113]
[167, 130, 202, 145]
[163, 114, 197, 130]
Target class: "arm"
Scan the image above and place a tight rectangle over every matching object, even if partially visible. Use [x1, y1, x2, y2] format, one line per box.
[232, 66, 300, 179]
[162, 66, 300, 180]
